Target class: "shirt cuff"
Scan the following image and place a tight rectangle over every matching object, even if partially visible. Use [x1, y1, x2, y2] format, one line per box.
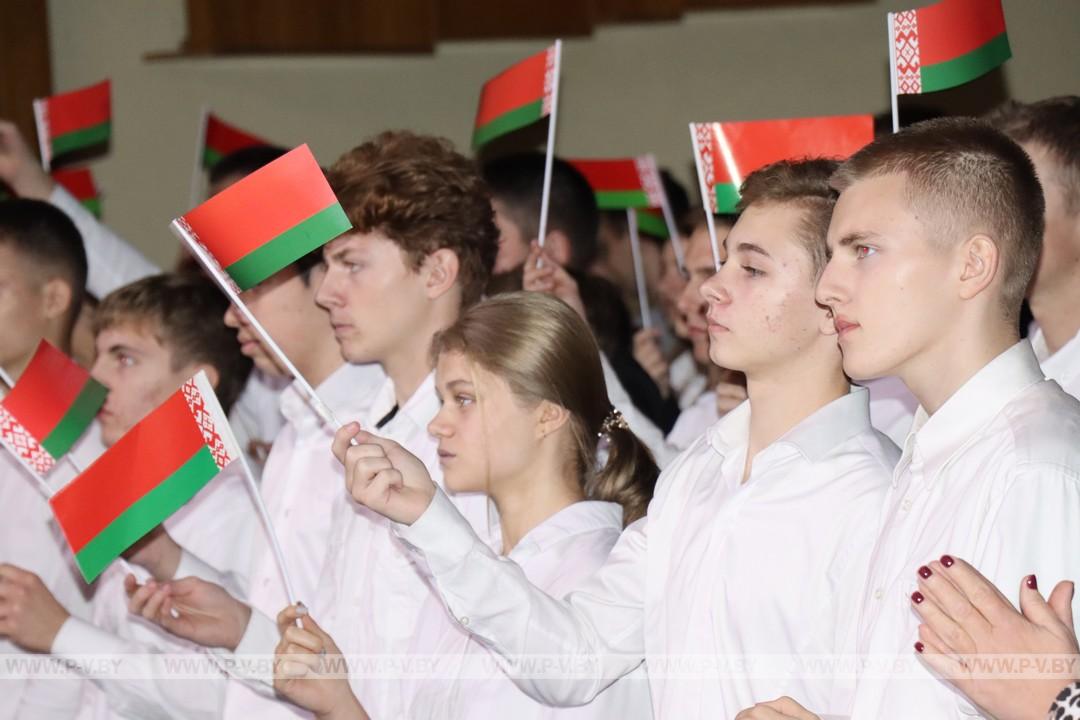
[173, 549, 245, 598]
[51, 616, 132, 657]
[208, 608, 279, 688]
[395, 487, 482, 574]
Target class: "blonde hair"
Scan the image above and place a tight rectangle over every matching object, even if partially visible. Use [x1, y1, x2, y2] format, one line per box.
[432, 292, 658, 525]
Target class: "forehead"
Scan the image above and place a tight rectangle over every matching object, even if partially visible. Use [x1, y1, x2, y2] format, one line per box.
[323, 229, 399, 258]
[95, 320, 165, 353]
[827, 173, 912, 246]
[728, 203, 811, 260]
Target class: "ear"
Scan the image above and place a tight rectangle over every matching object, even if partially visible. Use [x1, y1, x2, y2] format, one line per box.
[535, 399, 571, 440]
[956, 234, 1001, 301]
[41, 278, 73, 322]
[544, 230, 574, 268]
[190, 363, 220, 390]
[422, 248, 461, 300]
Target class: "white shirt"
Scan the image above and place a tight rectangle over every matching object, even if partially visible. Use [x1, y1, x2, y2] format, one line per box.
[49, 185, 159, 299]
[861, 376, 919, 448]
[669, 350, 707, 411]
[1031, 324, 1080, 401]
[0, 450, 92, 719]
[51, 458, 260, 720]
[852, 341, 1080, 719]
[398, 388, 898, 718]
[407, 500, 652, 720]
[221, 362, 384, 720]
[228, 369, 289, 480]
[600, 353, 677, 468]
[665, 389, 718, 451]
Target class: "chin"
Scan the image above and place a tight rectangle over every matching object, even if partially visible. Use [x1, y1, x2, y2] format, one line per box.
[840, 351, 889, 383]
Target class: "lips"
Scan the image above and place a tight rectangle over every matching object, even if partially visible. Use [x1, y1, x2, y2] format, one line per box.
[834, 316, 860, 338]
[437, 449, 455, 465]
[705, 313, 730, 334]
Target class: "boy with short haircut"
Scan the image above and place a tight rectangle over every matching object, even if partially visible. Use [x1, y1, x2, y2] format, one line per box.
[745, 117, 1080, 720]
[986, 96, 1080, 400]
[333, 159, 899, 718]
[0, 198, 92, 719]
[2, 272, 259, 719]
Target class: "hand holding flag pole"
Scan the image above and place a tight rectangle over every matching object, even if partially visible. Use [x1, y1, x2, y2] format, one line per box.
[626, 208, 652, 330]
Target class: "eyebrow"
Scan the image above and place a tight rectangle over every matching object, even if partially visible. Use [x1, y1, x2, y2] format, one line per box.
[836, 231, 879, 249]
[445, 379, 474, 391]
[107, 344, 138, 357]
[735, 242, 772, 259]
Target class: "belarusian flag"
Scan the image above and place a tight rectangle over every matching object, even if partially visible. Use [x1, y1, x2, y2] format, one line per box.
[203, 113, 269, 168]
[176, 144, 351, 291]
[635, 208, 668, 239]
[893, 0, 1010, 95]
[690, 115, 873, 213]
[49, 372, 239, 582]
[52, 167, 101, 218]
[33, 80, 111, 167]
[568, 157, 665, 210]
[0, 340, 106, 477]
[473, 44, 559, 148]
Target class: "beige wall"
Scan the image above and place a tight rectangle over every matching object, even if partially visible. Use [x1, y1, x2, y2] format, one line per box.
[47, 0, 1080, 269]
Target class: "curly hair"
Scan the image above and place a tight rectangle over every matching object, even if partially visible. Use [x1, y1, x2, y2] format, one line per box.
[329, 131, 498, 307]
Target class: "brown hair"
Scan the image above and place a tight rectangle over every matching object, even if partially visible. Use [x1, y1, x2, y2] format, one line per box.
[93, 274, 252, 414]
[985, 96, 1080, 214]
[832, 117, 1045, 319]
[329, 131, 498, 307]
[737, 159, 840, 278]
[432, 292, 658, 526]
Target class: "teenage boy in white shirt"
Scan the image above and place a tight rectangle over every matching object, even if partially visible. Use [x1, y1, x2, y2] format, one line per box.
[743, 118, 1080, 720]
[328, 159, 899, 719]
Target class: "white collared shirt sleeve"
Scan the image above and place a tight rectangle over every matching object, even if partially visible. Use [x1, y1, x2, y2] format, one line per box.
[208, 607, 280, 692]
[51, 616, 227, 720]
[397, 487, 647, 707]
[49, 184, 159, 298]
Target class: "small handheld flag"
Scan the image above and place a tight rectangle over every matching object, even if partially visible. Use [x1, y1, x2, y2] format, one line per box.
[472, 43, 560, 149]
[202, 113, 270, 169]
[889, 0, 1011, 131]
[689, 116, 874, 269]
[52, 167, 102, 218]
[171, 144, 347, 430]
[0, 340, 105, 478]
[33, 80, 111, 171]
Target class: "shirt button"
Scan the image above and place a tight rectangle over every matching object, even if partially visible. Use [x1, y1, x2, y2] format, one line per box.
[874, 588, 884, 600]
[460, 616, 470, 627]
[901, 499, 913, 512]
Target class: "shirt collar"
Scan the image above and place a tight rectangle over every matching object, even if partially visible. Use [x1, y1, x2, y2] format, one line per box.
[707, 387, 873, 464]
[903, 340, 1044, 483]
[509, 500, 623, 563]
[364, 371, 440, 434]
[280, 362, 385, 433]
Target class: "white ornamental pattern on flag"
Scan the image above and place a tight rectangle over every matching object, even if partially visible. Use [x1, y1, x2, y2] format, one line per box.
[181, 379, 232, 470]
[895, 9, 922, 94]
[0, 405, 55, 475]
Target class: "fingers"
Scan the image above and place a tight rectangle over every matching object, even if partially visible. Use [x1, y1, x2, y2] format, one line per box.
[281, 625, 324, 654]
[1046, 580, 1076, 636]
[917, 560, 992, 637]
[331, 422, 364, 463]
[761, 696, 820, 719]
[276, 603, 308, 634]
[916, 623, 969, 682]
[912, 575, 977, 657]
[936, 555, 1014, 627]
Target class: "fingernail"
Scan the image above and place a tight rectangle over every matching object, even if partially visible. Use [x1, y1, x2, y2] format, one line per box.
[940, 555, 954, 568]
[918, 566, 932, 579]
[1026, 575, 1037, 590]
[296, 602, 308, 615]
[915, 641, 924, 653]
[911, 591, 924, 604]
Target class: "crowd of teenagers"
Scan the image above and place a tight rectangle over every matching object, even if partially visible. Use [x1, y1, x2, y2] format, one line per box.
[0, 94, 1079, 720]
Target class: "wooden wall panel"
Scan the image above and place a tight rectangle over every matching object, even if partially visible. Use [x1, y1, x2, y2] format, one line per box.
[0, 0, 52, 150]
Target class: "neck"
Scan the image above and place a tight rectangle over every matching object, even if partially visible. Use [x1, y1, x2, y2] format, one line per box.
[295, 328, 347, 390]
[1029, 280, 1080, 356]
[492, 466, 584, 555]
[900, 319, 1018, 415]
[383, 303, 459, 406]
[743, 354, 848, 483]
[5, 327, 69, 383]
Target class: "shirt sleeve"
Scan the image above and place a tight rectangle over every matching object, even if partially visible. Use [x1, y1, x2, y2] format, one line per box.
[396, 487, 648, 707]
[49, 184, 160, 298]
[205, 607, 280, 695]
[172, 549, 248, 600]
[600, 352, 678, 468]
[50, 616, 227, 720]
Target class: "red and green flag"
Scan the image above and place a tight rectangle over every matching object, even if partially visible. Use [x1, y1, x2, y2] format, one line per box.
[52, 167, 101, 218]
[33, 80, 111, 169]
[473, 43, 560, 148]
[0, 340, 105, 477]
[635, 208, 669, 239]
[49, 372, 239, 582]
[690, 115, 874, 213]
[176, 144, 351, 291]
[202, 113, 270, 168]
[892, 0, 1010, 95]
[568, 156, 665, 211]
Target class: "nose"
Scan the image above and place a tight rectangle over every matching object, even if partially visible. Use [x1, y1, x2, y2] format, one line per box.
[88, 355, 111, 391]
[699, 268, 730, 308]
[427, 405, 454, 439]
[223, 304, 245, 329]
[314, 266, 343, 310]
[815, 256, 848, 310]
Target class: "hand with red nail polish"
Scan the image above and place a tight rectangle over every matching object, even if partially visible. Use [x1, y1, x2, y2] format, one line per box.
[910, 555, 1079, 720]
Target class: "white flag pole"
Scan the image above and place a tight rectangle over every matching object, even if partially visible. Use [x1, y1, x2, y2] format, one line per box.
[536, 40, 563, 250]
[627, 209, 652, 330]
[689, 124, 723, 271]
[32, 99, 51, 173]
[644, 153, 685, 274]
[169, 220, 342, 431]
[189, 106, 210, 208]
[234, 452, 298, 606]
[888, 13, 901, 134]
